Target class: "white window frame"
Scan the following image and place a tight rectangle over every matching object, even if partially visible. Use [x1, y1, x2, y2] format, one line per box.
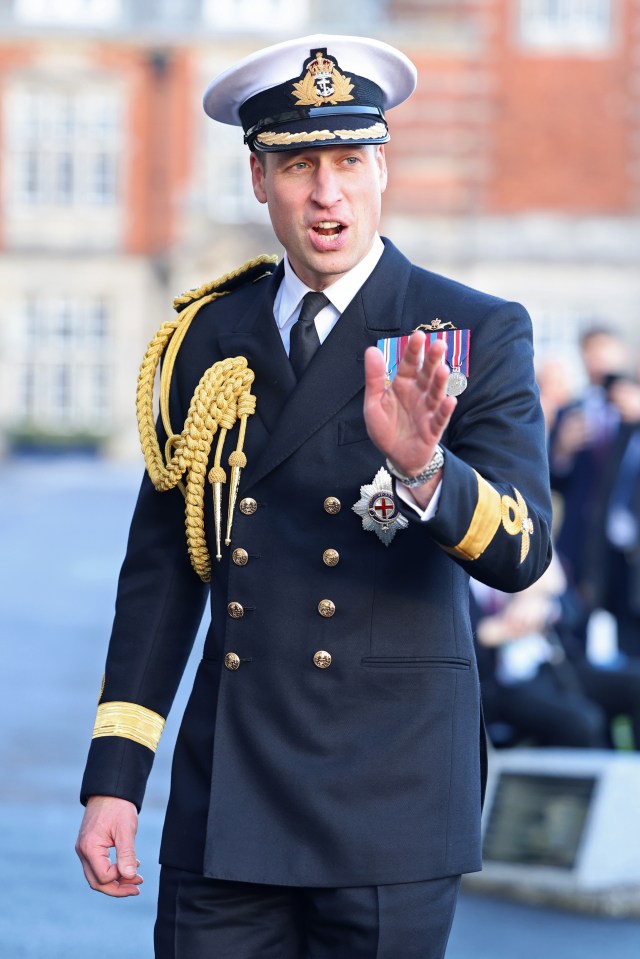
[202, 0, 309, 30]
[5, 84, 122, 210]
[15, 295, 114, 431]
[519, 0, 613, 51]
[14, 0, 122, 25]
[204, 120, 270, 225]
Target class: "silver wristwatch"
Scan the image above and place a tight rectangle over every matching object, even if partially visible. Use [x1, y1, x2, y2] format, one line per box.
[385, 445, 444, 488]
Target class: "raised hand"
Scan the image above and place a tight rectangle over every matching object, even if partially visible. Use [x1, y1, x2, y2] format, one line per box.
[363, 331, 457, 506]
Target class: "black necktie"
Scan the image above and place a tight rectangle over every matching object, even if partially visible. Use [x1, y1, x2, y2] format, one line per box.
[289, 291, 328, 379]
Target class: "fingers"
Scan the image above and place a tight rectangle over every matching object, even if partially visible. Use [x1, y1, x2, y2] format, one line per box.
[76, 796, 143, 898]
[401, 334, 455, 424]
[78, 851, 143, 898]
[393, 332, 449, 395]
[367, 331, 449, 399]
[363, 344, 388, 405]
[363, 332, 457, 468]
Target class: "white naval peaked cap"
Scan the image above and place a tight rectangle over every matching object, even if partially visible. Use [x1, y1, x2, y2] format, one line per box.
[203, 34, 417, 153]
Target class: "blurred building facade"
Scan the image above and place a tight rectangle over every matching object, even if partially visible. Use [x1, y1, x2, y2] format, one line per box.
[0, 0, 638, 457]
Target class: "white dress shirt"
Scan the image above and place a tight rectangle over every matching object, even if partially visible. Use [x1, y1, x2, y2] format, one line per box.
[274, 234, 385, 351]
[272, 235, 442, 520]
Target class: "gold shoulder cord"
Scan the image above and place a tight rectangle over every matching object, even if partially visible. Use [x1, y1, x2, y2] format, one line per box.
[136, 254, 278, 583]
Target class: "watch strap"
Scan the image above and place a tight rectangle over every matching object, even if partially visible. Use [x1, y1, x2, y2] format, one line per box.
[385, 445, 445, 488]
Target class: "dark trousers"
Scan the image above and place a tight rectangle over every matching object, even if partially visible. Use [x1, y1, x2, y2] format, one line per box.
[484, 663, 609, 748]
[483, 659, 640, 749]
[155, 866, 461, 959]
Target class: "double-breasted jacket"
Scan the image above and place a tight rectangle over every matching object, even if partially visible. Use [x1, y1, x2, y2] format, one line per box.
[81, 239, 552, 886]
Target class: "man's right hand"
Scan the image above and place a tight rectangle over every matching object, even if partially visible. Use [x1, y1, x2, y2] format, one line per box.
[75, 795, 143, 897]
[552, 408, 592, 464]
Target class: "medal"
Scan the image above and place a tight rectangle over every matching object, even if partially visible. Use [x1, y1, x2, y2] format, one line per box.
[447, 369, 468, 396]
[378, 327, 470, 392]
[352, 467, 409, 545]
[445, 328, 469, 396]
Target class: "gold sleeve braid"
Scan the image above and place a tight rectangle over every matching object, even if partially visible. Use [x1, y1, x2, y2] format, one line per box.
[446, 470, 534, 564]
[92, 701, 165, 752]
[136, 255, 278, 583]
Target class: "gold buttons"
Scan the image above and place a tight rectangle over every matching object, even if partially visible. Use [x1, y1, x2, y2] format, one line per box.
[324, 496, 341, 515]
[239, 498, 257, 515]
[227, 602, 244, 619]
[318, 599, 336, 618]
[225, 652, 241, 671]
[313, 650, 332, 669]
[232, 548, 249, 566]
[322, 548, 340, 567]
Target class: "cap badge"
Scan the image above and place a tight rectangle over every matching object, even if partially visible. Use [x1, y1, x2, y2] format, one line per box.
[292, 49, 354, 107]
[352, 467, 409, 546]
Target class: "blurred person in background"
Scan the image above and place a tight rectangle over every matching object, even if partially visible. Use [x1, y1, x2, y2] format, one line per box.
[549, 326, 640, 660]
[471, 557, 640, 750]
[536, 356, 573, 435]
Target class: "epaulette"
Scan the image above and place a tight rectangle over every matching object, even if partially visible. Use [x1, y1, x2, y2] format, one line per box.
[173, 254, 279, 313]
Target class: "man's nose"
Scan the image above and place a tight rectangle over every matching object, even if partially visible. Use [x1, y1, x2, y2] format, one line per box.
[310, 167, 342, 208]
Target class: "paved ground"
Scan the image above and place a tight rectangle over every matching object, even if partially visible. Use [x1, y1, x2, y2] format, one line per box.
[1, 456, 639, 958]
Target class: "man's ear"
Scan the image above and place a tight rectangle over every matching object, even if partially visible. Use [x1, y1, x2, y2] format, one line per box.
[376, 145, 388, 195]
[250, 152, 268, 204]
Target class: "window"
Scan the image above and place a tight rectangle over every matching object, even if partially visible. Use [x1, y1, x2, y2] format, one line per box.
[16, 296, 113, 431]
[14, 0, 122, 25]
[6, 86, 121, 209]
[205, 120, 269, 224]
[519, 0, 613, 50]
[202, 0, 308, 30]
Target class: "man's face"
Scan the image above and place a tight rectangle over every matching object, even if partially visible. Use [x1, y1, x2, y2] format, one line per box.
[581, 333, 626, 386]
[250, 144, 387, 291]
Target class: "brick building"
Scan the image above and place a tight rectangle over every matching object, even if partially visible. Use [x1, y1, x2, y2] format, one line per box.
[0, 0, 638, 456]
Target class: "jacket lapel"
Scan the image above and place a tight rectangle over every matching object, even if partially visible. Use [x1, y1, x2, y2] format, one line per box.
[242, 240, 412, 491]
[217, 261, 297, 436]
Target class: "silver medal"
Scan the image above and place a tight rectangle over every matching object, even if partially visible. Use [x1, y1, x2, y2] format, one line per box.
[446, 369, 468, 396]
[352, 467, 409, 546]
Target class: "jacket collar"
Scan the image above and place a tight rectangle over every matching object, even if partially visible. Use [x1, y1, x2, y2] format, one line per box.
[218, 239, 412, 491]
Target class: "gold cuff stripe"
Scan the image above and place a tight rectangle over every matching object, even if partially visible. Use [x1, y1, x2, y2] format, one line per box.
[256, 122, 387, 147]
[451, 471, 502, 561]
[92, 701, 166, 753]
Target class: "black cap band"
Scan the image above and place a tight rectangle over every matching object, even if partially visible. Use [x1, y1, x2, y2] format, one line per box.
[243, 105, 386, 144]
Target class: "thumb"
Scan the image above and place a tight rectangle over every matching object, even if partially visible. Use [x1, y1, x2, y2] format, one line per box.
[115, 830, 138, 879]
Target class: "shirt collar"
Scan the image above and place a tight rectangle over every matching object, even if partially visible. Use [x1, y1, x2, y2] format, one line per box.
[276, 234, 385, 329]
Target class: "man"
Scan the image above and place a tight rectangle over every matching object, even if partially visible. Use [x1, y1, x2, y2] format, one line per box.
[550, 326, 640, 659]
[76, 35, 552, 958]
[471, 557, 640, 750]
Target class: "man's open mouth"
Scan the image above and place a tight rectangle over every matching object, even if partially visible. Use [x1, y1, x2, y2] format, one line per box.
[313, 221, 344, 238]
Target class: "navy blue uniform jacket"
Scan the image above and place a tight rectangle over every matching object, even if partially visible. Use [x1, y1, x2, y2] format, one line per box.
[81, 239, 552, 887]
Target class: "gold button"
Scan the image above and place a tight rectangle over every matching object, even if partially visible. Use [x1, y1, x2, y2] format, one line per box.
[324, 496, 341, 515]
[313, 650, 332, 669]
[322, 548, 340, 567]
[239, 498, 257, 515]
[232, 548, 249, 566]
[318, 599, 336, 618]
[225, 652, 241, 671]
[227, 602, 244, 619]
